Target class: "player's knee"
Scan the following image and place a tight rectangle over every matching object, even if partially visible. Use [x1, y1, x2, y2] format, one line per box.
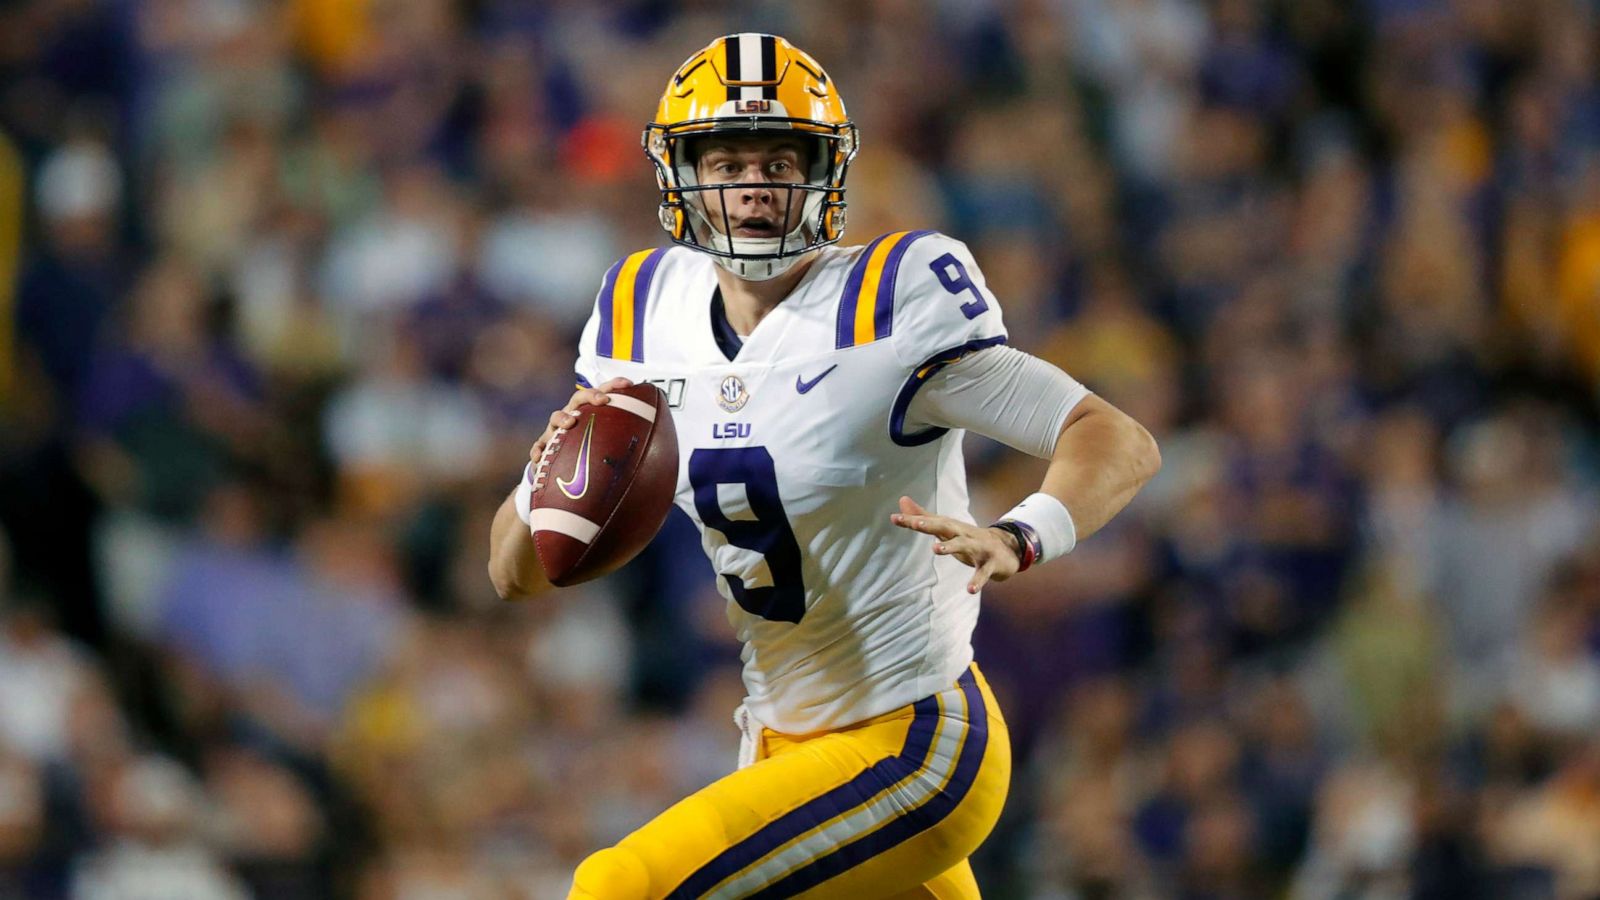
[569, 845, 653, 899]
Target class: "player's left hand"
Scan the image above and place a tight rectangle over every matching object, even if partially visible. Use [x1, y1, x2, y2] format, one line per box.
[890, 496, 1022, 594]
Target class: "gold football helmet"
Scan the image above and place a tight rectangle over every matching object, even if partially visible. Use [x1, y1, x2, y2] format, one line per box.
[644, 34, 858, 280]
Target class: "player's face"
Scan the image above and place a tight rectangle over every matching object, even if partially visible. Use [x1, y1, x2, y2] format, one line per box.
[693, 137, 811, 238]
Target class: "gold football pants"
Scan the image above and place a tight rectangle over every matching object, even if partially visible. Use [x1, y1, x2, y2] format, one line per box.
[569, 664, 1010, 899]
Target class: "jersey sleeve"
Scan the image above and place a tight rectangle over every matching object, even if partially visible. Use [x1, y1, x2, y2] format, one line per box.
[878, 232, 1011, 445]
[904, 344, 1090, 457]
[574, 305, 604, 389]
[886, 232, 1007, 367]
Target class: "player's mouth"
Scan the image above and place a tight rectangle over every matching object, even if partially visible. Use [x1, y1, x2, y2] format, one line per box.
[733, 217, 782, 238]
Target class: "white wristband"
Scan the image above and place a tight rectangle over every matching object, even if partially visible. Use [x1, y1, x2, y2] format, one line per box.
[999, 492, 1076, 562]
[513, 463, 534, 526]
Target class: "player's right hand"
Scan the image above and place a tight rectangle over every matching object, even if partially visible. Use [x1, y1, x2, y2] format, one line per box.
[530, 378, 634, 465]
[891, 495, 1023, 594]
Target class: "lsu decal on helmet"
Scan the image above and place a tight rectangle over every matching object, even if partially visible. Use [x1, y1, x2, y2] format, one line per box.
[644, 33, 858, 281]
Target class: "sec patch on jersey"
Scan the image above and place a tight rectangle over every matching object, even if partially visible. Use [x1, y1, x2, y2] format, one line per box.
[530, 384, 679, 586]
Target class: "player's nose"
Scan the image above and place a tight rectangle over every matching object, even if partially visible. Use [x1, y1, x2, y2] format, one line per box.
[737, 179, 775, 204]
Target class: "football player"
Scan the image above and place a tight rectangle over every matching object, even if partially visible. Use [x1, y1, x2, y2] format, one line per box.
[488, 34, 1160, 899]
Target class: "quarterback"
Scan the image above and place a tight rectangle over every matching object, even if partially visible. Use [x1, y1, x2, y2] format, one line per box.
[489, 34, 1160, 899]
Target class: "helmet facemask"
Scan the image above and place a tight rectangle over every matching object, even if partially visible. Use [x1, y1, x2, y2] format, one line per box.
[645, 120, 857, 281]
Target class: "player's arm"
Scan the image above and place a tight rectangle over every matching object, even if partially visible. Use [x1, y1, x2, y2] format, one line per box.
[891, 347, 1160, 591]
[489, 490, 544, 600]
[1036, 392, 1160, 538]
[488, 378, 632, 600]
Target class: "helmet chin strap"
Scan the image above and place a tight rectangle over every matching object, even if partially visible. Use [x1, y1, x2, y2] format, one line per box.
[688, 205, 812, 282]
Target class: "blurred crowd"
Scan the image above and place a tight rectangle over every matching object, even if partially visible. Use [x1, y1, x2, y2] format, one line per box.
[2, 0, 1600, 897]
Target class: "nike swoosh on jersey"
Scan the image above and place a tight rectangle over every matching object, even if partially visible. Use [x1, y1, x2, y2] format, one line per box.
[795, 365, 839, 394]
[556, 417, 595, 499]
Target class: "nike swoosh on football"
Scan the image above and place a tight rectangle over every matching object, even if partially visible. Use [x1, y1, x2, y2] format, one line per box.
[795, 365, 839, 394]
[556, 417, 595, 500]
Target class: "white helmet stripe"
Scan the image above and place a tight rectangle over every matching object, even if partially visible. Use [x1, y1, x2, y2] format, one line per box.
[739, 34, 764, 101]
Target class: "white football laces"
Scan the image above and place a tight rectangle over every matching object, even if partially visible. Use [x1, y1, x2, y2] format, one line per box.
[531, 426, 568, 493]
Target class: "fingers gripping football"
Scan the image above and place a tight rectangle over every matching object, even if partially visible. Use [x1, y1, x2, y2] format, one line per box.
[528, 380, 678, 587]
[529, 378, 635, 465]
[890, 496, 1022, 594]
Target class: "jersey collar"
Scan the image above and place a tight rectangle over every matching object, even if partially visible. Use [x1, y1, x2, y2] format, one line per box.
[709, 286, 745, 361]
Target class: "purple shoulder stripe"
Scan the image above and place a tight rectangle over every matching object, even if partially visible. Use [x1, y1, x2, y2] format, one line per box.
[629, 247, 668, 363]
[594, 257, 624, 359]
[871, 229, 935, 342]
[835, 234, 891, 349]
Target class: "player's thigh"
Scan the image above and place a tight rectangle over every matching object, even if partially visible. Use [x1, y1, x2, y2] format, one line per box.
[789, 677, 1010, 899]
[571, 666, 1008, 900]
[570, 727, 898, 899]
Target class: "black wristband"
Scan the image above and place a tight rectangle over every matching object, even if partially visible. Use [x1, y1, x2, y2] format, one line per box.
[990, 521, 1037, 572]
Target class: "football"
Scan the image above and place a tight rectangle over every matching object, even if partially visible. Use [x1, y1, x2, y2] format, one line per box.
[529, 383, 679, 587]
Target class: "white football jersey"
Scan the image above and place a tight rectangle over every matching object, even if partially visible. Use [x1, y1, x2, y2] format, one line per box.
[575, 231, 1008, 734]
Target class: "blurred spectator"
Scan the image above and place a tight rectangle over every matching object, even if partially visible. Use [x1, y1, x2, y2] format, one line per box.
[15, 136, 125, 420]
[1068, 0, 1208, 185]
[322, 326, 491, 516]
[1433, 407, 1596, 716]
[76, 257, 266, 523]
[70, 755, 250, 900]
[1291, 757, 1418, 899]
[0, 597, 96, 766]
[157, 484, 404, 749]
[476, 180, 622, 329]
[319, 165, 462, 329]
[202, 745, 328, 899]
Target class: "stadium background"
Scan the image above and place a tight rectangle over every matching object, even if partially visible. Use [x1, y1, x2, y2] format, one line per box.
[2, 0, 1600, 897]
